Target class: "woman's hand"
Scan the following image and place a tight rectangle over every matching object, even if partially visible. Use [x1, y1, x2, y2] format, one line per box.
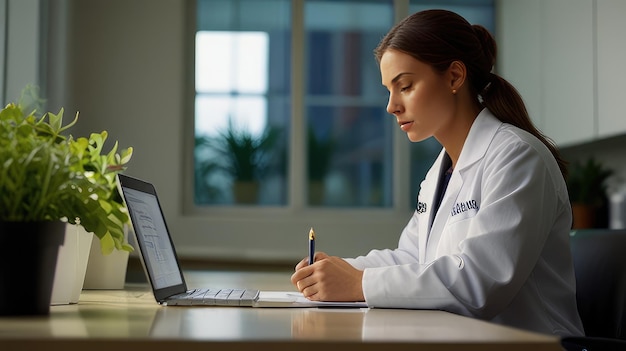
[291, 252, 365, 302]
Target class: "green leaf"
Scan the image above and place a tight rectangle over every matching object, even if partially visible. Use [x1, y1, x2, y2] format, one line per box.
[99, 232, 115, 255]
[47, 108, 63, 132]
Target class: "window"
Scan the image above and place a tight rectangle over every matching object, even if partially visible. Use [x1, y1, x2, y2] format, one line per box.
[192, 0, 494, 210]
[195, 0, 290, 206]
[303, 0, 394, 207]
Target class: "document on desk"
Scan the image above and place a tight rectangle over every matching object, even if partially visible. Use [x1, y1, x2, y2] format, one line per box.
[255, 291, 368, 308]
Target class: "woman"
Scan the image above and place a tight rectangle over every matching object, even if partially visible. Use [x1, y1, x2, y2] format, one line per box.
[291, 9, 584, 337]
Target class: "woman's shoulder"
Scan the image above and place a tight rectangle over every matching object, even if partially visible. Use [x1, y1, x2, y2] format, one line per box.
[459, 110, 548, 171]
[493, 123, 552, 159]
[489, 123, 566, 190]
[476, 109, 547, 153]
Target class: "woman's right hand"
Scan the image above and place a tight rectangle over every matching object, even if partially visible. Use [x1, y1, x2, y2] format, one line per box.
[294, 251, 330, 271]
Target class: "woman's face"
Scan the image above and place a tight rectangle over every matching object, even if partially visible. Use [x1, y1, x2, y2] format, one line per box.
[380, 49, 455, 142]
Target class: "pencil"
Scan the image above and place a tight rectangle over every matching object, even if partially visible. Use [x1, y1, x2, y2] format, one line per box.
[308, 227, 316, 265]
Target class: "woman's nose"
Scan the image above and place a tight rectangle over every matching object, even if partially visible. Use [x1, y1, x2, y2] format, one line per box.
[386, 95, 401, 115]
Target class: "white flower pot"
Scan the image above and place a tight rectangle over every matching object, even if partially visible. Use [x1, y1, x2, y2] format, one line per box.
[50, 224, 93, 305]
[82, 228, 130, 290]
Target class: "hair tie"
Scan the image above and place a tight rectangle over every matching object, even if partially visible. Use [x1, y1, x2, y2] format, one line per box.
[483, 72, 498, 91]
[478, 72, 496, 103]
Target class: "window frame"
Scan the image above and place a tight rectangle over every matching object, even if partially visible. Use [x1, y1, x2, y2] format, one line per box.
[185, 0, 412, 218]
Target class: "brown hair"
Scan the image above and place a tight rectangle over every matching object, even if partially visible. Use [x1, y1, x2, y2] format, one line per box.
[375, 9, 568, 179]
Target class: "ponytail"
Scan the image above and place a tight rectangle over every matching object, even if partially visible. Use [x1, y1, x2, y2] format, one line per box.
[482, 73, 568, 179]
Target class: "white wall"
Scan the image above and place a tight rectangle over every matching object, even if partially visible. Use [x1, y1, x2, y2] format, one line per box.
[1, 0, 40, 104]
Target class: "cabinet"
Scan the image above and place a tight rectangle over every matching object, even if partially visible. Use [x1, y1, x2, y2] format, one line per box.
[497, 0, 624, 147]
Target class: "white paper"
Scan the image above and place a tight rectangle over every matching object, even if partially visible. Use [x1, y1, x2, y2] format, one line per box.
[255, 291, 368, 308]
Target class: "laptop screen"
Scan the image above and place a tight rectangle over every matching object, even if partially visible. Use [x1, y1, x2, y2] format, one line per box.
[122, 187, 183, 289]
[118, 175, 187, 301]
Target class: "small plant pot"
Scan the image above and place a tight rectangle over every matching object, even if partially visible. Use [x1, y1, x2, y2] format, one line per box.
[233, 181, 259, 204]
[0, 221, 66, 315]
[308, 181, 325, 206]
[572, 203, 596, 229]
[83, 231, 130, 290]
[50, 224, 93, 304]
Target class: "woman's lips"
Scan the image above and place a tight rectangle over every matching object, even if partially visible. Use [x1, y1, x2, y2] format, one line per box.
[399, 121, 414, 132]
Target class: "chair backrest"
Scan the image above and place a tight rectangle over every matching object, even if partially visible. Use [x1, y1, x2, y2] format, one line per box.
[569, 229, 626, 339]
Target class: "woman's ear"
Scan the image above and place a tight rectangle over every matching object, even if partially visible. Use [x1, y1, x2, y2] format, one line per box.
[448, 60, 467, 92]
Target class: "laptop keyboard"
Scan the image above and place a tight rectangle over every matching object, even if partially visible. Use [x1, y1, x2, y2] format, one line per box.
[167, 288, 260, 306]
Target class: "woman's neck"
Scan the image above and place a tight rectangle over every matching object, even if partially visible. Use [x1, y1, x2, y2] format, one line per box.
[435, 102, 483, 168]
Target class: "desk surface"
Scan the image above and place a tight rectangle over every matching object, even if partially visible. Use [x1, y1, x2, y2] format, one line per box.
[0, 270, 562, 351]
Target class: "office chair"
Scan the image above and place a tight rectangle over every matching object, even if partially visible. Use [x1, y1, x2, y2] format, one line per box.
[561, 229, 626, 351]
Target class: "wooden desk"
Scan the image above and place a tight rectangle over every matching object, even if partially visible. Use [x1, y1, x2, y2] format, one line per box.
[0, 271, 562, 351]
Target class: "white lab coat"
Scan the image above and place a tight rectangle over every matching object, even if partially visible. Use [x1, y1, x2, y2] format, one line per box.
[345, 109, 584, 336]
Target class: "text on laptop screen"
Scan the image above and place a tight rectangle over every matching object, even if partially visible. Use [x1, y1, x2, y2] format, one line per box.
[122, 187, 183, 289]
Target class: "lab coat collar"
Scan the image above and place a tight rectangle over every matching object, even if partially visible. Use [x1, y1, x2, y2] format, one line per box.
[453, 108, 503, 172]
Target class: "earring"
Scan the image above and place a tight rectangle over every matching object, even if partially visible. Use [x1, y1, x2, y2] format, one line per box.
[452, 89, 457, 95]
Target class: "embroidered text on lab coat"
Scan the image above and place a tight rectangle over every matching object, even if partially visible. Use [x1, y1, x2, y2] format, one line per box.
[451, 200, 479, 217]
[416, 202, 427, 214]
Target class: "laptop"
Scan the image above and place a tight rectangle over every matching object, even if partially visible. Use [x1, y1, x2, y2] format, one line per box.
[117, 173, 367, 308]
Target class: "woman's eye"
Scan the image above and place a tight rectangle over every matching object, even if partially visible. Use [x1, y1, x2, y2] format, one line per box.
[400, 85, 411, 92]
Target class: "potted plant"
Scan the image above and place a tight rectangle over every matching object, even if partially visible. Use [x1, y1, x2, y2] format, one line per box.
[196, 120, 280, 204]
[307, 127, 335, 205]
[0, 90, 133, 315]
[567, 157, 614, 229]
